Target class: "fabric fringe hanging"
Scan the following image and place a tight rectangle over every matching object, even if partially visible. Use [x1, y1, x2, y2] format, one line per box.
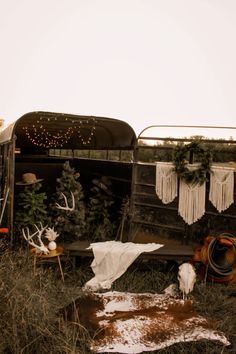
[156, 162, 178, 204]
[178, 179, 206, 225]
[209, 166, 235, 213]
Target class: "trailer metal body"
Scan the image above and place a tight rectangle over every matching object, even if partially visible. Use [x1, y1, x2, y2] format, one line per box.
[0, 113, 236, 262]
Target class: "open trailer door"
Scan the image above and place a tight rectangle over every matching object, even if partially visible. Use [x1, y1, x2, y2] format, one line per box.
[0, 123, 16, 243]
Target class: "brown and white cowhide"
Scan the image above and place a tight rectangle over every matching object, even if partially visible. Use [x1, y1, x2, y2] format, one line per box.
[64, 291, 230, 353]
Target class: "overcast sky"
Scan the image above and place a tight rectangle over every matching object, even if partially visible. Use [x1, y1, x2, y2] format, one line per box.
[1, 0, 236, 135]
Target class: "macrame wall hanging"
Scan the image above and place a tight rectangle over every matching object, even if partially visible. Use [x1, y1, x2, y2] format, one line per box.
[155, 142, 212, 225]
[155, 162, 177, 204]
[178, 178, 206, 225]
[209, 165, 235, 213]
[178, 163, 206, 225]
[172, 142, 212, 225]
[155, 142, 236, 225]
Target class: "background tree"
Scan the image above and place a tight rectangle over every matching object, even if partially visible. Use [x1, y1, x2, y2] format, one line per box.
[14, 182, 48, 238]
[85, 176, 115, 242]
[50, 161, 86, 242]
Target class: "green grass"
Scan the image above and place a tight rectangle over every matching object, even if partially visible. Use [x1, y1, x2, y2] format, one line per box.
[0, 247, 235, 354]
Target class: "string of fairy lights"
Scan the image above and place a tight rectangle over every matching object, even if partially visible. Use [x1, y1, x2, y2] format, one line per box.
[22, 116, 97, 148]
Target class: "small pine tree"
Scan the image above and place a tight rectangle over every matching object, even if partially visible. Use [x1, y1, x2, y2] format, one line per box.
[51, 161, 86, 242]
[14, 182, 48, 237]
[85, 177, 115, 242]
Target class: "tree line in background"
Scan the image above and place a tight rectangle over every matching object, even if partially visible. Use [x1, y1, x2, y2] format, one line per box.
[50, 136, 236, 164]
[137, 136, 236, 163]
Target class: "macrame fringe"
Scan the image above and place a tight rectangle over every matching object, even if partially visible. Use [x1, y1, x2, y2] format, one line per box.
[209, 166, 234, 213]
[156, 162, 177, 204]
[179, 180, 206, 225]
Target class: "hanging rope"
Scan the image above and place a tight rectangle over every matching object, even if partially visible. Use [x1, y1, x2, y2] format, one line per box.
[207, 233, 236, 277]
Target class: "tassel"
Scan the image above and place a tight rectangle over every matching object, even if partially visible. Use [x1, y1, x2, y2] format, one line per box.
[179, 179, 206, 225]
[209, 166, 234, 213]
[156, 162, 177, 204]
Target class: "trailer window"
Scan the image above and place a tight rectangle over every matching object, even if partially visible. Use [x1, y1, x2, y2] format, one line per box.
[49, 149, 133, 162]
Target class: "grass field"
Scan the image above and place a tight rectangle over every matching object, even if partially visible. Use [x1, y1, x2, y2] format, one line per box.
[0, 246, 235, 354]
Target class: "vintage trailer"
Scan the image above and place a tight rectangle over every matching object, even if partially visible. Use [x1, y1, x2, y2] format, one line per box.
[0, 114, 236, 266]
[0, 111, 136, 242]
[61, 123, 236, 266]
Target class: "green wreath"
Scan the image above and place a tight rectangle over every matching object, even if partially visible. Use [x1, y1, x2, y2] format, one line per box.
[173, 141, 212, 185]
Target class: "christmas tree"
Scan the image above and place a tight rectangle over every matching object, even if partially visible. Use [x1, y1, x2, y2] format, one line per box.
[51, 161, 86, 242]
[14, 182, 48, 236]
[85, 176, 115, 241]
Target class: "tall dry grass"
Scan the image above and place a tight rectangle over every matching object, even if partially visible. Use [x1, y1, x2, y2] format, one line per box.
[0, 246, 92, 354]
[0, 245, 235, 353]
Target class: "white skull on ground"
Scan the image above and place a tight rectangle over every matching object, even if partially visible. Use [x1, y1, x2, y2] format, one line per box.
[178, 262, 196, 300]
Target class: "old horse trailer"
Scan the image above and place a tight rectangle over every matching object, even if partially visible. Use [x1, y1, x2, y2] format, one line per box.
[0, 112, 236, 272]
[0, 111, 136, 243]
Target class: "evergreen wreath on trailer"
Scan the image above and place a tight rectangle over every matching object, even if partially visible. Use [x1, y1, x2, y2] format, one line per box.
[173, 141, 212, 185]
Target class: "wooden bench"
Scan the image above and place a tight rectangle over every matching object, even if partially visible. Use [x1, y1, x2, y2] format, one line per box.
[64, 240, 197, 264]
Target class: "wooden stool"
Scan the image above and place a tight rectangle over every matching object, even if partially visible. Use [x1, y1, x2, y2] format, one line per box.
[31, 246, 65, 282]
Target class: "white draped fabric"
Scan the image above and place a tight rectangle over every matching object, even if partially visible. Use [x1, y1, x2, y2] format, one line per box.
[209, 166, 234, 213]
[156, 162, 177, 204]
[83, 241, 163, 291]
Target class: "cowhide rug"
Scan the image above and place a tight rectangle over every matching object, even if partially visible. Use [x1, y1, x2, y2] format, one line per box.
[64, 291, 230, 353]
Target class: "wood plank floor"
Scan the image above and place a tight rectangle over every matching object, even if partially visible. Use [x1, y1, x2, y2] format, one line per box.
[64, 240, 197, 262]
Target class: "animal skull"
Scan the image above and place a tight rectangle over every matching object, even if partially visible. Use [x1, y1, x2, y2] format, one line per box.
[178, 262, 196, 300]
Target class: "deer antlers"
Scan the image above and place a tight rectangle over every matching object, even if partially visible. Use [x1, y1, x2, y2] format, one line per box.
[22, 223, 49, 254]
[55, 191, 75, 212]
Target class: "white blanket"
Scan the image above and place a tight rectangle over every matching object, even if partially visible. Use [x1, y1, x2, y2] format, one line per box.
[83, 241, 163, 291]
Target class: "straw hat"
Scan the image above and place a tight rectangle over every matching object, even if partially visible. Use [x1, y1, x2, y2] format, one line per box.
[16, 173, 44, 185]
[92, 176, 113, 195]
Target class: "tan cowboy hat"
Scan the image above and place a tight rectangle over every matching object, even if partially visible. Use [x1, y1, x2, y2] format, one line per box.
[16, 173, 44, 185]
[92, 176, 113, 195]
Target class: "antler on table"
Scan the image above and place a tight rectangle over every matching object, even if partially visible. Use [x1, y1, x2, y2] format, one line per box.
[22, 223, 49, 254]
